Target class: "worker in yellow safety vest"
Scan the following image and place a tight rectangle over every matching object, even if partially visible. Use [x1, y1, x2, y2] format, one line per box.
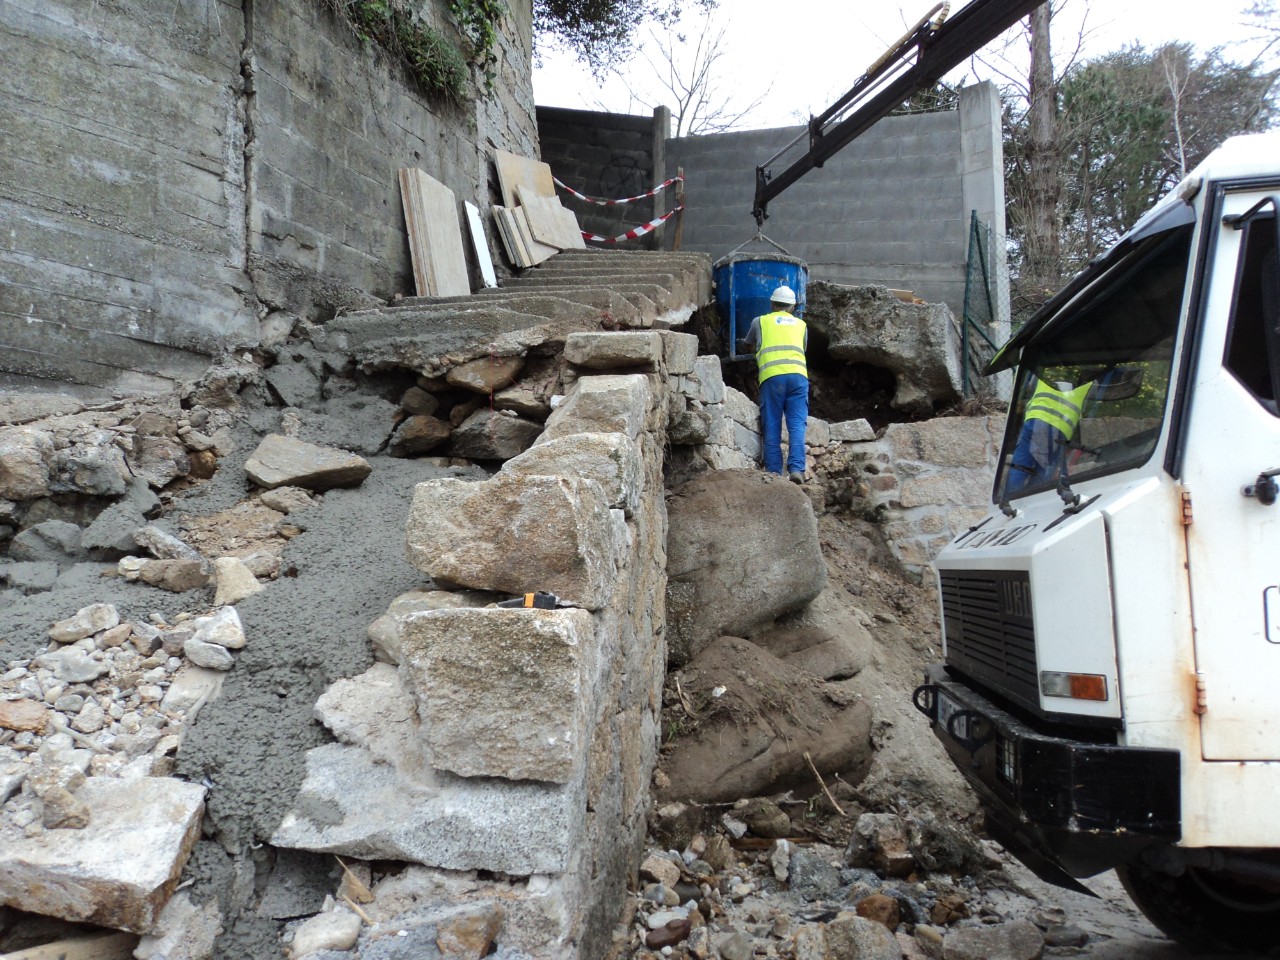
[743, 286, 809, 483]
[1007, 376, 1093, 495]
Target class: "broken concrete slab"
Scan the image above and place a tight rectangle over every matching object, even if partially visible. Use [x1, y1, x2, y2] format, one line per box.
[400, 608, 597, 784]
[539, 374, 654, 443]
[0, 776, 205, 933]
[244, 435, 372, 491]
[564, 331, 663, 370]
[271, 744, 585, 875]
[499, 432, 642, 517]
[405, 474, 617, 610]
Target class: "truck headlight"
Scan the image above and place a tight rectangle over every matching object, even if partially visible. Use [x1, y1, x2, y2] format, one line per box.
[1040, 671, 1108, 701]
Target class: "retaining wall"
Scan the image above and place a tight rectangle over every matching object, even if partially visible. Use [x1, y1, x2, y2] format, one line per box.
[0, 0, 537, 395]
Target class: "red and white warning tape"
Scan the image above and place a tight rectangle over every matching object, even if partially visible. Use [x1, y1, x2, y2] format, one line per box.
[581, 206, 685, 244]
[554, 176, 684, 207]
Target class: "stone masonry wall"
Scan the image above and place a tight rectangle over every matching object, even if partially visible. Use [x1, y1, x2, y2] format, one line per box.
[664, 83, 1006, 322]
[536, 105, 669, 250]
[1, 0, 537, 395]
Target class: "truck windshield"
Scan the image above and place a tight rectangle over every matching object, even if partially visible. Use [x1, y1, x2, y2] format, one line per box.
[996, 223, 1195, 501]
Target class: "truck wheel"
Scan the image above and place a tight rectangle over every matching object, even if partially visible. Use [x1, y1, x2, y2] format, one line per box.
[1118, 862, 1280, 952]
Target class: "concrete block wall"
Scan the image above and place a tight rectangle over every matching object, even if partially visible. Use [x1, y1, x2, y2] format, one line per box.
[664, 83, 1006, 322]
[536, 105, 669, 249]
[1, 0, 538, 395]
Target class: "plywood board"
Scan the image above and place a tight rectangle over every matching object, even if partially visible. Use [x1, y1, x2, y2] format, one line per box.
[0, 932, 138, 960]
[510, 205, 557, 265]
[464, 201, 498, 288]
[556, 203, 587, 250]
[515, 186, 569, 250]
[398, 168, 470, 297]
[493, 205, 531, 268]
[494, 150, 555, 209]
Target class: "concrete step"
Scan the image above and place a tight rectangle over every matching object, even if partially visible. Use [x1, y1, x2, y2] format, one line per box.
[347, 290, 646, 329]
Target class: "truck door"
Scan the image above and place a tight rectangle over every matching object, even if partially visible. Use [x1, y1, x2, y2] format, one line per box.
[1183, 186, 1280, 760]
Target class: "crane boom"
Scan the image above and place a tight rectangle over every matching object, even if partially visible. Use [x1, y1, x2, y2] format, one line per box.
[752, 0, 1047, 225]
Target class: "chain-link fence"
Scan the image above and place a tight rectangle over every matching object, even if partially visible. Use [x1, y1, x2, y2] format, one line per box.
[961, 210, 1012, 400]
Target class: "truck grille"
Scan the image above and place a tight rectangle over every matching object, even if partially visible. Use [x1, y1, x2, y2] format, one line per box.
[940, 570, 1038, 711]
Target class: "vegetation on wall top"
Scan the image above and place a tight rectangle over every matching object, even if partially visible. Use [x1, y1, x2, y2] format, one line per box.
[325, 0, 506, 104]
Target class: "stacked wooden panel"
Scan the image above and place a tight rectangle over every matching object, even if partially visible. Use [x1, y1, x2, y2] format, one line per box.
[398, 168, 471, 297]
[491, 150, 584, 268]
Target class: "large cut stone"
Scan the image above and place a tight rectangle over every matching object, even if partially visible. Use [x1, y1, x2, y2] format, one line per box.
[0, 777, 205, 933]
[244, 435, 371, 491]
[564, 331, 663, 369]
[400, 608, 596, 783]
[500, 432, 642, 516]
[406, 474, 616, 610]
[449, 409, 542, 461]
[540, 375, 653, 442]
[661, 332, 699, 375]
[886, 417, 997, 468]
[315, 663, 434, 782]
[271, 743, 585, 875]
[665, 470, 826, 666]
[806, 282, 963, 414]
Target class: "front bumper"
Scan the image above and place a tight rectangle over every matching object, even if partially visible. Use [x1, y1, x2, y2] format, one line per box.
[915, 664, 1181, 887]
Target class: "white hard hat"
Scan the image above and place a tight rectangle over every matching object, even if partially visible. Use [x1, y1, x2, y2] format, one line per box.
[771, 285, 797, 306]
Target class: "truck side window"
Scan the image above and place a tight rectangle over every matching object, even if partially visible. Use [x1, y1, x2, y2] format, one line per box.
[1224, 213, 1280, 414]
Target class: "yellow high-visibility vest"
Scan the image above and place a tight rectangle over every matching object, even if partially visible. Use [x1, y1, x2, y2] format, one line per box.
[756, 312, 807, 385]
[1025, 378, 1091, 437]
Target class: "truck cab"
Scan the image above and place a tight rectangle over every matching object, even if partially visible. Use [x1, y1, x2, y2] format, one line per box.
[915, 131, 1280, 951]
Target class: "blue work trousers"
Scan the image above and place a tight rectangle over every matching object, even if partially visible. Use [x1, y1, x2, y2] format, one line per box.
[759, 373, 809, 474]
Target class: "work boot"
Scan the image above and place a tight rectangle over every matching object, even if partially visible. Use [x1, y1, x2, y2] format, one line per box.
[789, 471, 804, 484]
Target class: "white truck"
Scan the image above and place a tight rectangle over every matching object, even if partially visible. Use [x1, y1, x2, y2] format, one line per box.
[913, 130, 1280, 951]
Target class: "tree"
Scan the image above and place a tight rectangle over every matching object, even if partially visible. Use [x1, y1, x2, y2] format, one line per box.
[603, 12, 766, 136]
[990, 8, 1279, 320]
[1245, 0, 1280, 63]
[1054, 43, 1277, 270]
[534, 0, 715, 76]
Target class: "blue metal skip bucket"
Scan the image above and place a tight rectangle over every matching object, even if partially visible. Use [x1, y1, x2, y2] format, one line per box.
[712, 253, 809, 359]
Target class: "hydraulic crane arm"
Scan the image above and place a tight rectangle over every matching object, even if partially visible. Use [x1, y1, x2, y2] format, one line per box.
[752, 0, 1047, 225]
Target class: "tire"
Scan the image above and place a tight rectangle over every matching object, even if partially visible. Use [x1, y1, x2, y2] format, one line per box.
[1118, 861, 1280, 953]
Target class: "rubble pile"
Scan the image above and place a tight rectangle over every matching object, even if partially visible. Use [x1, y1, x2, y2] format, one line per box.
[611, 801, 1076, 960]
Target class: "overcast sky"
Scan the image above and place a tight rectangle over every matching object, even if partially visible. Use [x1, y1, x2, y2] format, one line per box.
[532, 0, 1272, 132]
